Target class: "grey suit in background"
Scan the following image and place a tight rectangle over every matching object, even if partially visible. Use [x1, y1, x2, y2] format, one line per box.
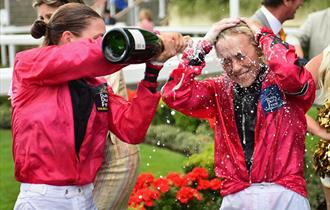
[251, 8, 272, 30]
[294, 8, 330, 59]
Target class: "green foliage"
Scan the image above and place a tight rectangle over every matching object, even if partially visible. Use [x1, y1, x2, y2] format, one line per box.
[0, 100, 11, 129]
[304, 106, 326, 209]
[0, 129, 19, 210]
[170, 0, 330, 22]
[183, 143, 215, 178]
[152, 100, 204, 133]
[149, 100, 215, 155]
[170, 0, 229, 21]
[145, 124, 213, 156]
[139, 144, 186, 177]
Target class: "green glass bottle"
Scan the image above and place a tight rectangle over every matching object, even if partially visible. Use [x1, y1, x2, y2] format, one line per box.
[102, 27, 164, 64]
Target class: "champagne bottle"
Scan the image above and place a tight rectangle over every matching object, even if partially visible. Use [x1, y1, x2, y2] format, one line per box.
[102, 27, 164, 64]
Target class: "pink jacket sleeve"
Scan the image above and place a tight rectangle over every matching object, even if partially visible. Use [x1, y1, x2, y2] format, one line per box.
[108, 80, 161, 144]
[13, 37, 126, 86]
[258, 27, 316, 112]
[161, 40, 217, 119]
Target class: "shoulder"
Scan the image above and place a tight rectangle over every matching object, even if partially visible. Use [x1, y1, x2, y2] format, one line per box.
[251, 9, 263, 20]
[308, 8, 330, 20]
[251, 9, 268, 27]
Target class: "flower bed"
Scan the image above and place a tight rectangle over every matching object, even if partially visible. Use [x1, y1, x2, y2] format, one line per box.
[128, 167, 222, 210]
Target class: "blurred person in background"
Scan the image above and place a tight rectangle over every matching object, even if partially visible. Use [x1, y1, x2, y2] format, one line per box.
[293, 8, 330, 60]
[138, 8, 154, 32]
[305, 45, 330, 210]
[90, 0, 117, 25]
[251, 0, 305, 57]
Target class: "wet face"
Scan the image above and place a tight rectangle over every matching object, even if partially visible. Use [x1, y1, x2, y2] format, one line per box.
[215, 34, 262, 87]
[37, 4, 58, 23]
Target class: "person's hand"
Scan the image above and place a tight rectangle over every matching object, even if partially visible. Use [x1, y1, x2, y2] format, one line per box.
[204, 18, 240, 44]
[153, 32, 190, 63]
[239, 17, 263, 36]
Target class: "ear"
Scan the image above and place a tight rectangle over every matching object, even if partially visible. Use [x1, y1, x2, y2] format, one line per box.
[59, 31, 75, 45]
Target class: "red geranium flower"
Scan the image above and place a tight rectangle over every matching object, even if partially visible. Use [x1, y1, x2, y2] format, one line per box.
[176, 186, 202, 204]
[167, 172, 184, 187]
[197, 179, 210, 190]
[153, 178, 170, 193]
[133, 173, 154, 192]
[209, 178, 222, 190]
[131, 188, 160, 207]
[191, 167, 209, 179]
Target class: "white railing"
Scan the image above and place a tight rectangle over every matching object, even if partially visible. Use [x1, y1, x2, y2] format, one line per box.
[0, 34, 41, 66]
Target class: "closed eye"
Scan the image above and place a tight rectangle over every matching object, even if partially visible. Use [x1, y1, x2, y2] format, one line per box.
[93, 33, 104, 40]
[235, 52, 246, 60]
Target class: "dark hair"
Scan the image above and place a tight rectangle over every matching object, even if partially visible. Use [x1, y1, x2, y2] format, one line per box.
[30, 3, 102, 45]
[261, 0, 283, 7]
[32, 0, 85, 8]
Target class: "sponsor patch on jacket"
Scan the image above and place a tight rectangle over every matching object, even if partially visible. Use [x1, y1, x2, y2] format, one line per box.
[94, 84, 109, 112]
[270, 36, 289, 49]
[260, 85, 285, 113]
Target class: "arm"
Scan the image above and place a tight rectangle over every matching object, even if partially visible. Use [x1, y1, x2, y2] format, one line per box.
[14, 37, 126, 86]
[240, 18, 315, 105]
[259, 28, 315, 112]
[108, 32, 188, 144]
[161, 39, 217, 119]
[257, 27, 315, 95]
[305, 52, 323, 87]
[107, 79, 161, 144]
[306, 114, 330, 140]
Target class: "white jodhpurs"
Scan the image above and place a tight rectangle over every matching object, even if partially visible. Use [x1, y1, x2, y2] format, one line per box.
[220, 183, 310, 210]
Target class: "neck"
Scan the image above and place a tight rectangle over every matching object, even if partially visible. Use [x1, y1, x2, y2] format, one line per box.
[264, 5, 287, 23]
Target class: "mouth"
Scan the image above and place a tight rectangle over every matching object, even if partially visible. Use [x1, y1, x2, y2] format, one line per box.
[234, 71, 249, 78]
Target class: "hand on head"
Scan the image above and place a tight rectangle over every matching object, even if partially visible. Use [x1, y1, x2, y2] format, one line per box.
[204, 18, 240, 44]
[204, 17, 264, 45]
[239, 17, 263, 36]
[153, 32, 191, 63]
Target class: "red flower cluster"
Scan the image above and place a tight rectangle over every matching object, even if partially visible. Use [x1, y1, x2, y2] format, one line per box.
[176, 186, 202, 204]
[128, 167, 222, 209]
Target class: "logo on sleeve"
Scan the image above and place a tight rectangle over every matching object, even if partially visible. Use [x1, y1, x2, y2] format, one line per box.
[270, 36, 289, 49]
[94, 84, 109, 112]
[260, 85, 285, 113]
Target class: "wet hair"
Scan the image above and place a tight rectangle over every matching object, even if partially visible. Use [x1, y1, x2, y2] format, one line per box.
[216, 22, 265, 63]
[32, 0, 85, 8]
[317, 45, 330, 102]
[261, 0, 283, 7]
[30, 3, 102, 45]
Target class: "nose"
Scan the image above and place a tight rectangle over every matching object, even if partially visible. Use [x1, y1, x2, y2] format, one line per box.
[231, 59, 242, 74]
